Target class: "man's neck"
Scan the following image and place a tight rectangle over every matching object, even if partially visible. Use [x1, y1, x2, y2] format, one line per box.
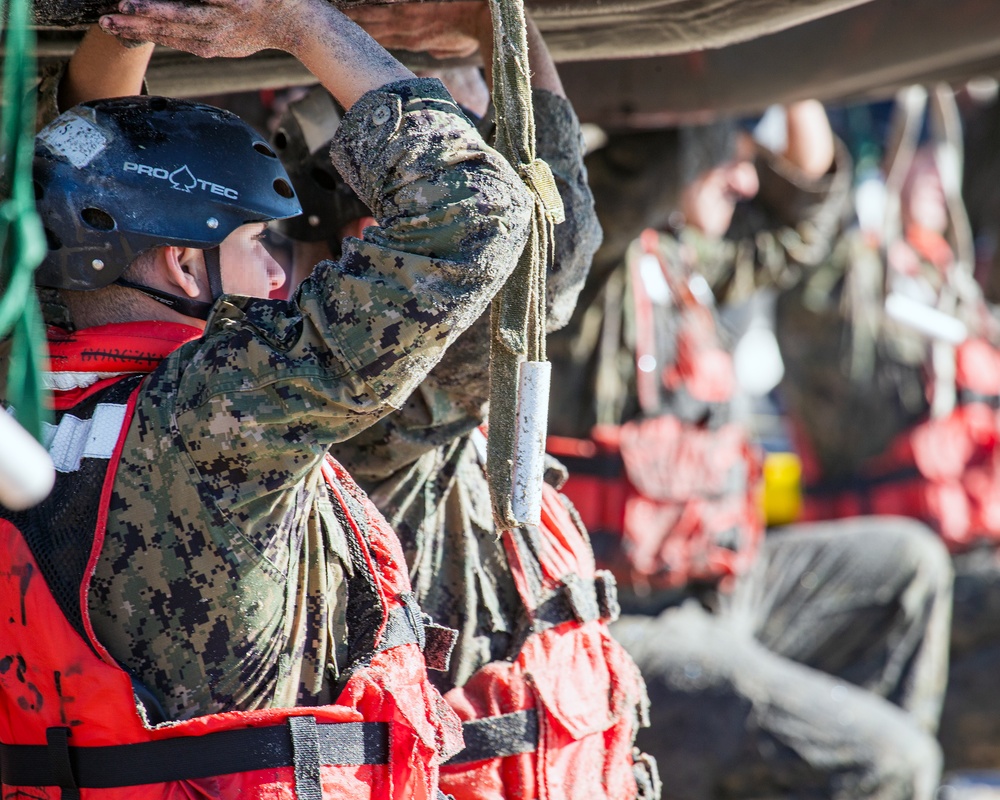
[62, 287, 207, 331]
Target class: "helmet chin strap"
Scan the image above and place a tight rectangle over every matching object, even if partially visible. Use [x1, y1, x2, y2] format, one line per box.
[116, 247, 223, 322]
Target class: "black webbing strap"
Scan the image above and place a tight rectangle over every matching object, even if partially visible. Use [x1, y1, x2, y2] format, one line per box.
[289, 716, 322, 800]
[378, 596, 426, 652]
[378, 596, 457, 673]
[204, 246, 224, 301]
[115, 278, 216, 321]
[2, 720, 388, 789]
[444, 709, 539, 766]
[46, 727, 79, 800]
[532, 571, 620, 629]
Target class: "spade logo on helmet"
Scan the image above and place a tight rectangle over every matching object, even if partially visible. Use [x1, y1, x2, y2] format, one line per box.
[169, 165, 197, 193]
[122, 161, 240, 200]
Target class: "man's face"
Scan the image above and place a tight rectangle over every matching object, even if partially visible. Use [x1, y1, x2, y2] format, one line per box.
[680, 153, 759, 239]
[219, 222, 286, 297]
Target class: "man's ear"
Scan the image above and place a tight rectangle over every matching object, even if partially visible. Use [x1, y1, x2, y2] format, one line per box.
[161, 246, 208, 300]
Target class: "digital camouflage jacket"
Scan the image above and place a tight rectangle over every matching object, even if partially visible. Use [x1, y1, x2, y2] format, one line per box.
[8, 77, 533, 720]
[329, 90, 603, 690]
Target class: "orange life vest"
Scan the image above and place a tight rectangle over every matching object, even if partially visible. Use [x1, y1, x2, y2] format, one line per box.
[801, 337, 1000, 552]
[0, 332, 462, 799]
[439, 470, 658, 800]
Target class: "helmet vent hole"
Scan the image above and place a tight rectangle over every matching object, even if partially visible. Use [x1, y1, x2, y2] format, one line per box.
[148, 97, 168, 111]
[273, 178, 295, 199]
[310, 167, 339, 191]
[81, 207, 116, 231]
[273, 131, 288, 150]
[44, 227, 62, 251]
[254, 142, 277, 158]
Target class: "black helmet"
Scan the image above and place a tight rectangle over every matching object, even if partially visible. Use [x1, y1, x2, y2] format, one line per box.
[271, 87, 371, 244]
[34, 96, 302, 291]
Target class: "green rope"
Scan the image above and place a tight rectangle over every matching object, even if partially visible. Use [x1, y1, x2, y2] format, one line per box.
[0, 0, 50, 442]
[484, 0, 564, 528]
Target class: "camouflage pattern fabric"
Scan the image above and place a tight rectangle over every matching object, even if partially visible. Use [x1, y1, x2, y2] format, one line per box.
[330, 89, 602, 690]
[14, 77, 533, 721]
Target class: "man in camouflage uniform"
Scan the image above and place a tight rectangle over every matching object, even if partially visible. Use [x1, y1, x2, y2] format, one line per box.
[267, 8, 658, 797]
[325, 3, 603, 690]
[6, 0, 532, 721]
[547, 106, 954, 799]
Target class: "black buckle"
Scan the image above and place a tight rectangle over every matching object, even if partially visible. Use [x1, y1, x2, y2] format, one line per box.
[595, 570, 621, 623]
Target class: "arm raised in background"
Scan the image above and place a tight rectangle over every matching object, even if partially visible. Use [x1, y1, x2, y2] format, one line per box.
[61, 25, 153, 108]
[35, 24, 153, 128]
[783, 100, 837, 180]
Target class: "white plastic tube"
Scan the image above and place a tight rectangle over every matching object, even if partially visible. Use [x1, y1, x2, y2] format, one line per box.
[511, 360, 551, 526]
[0, 412, 55, 511]
[885, 292, 968, 345]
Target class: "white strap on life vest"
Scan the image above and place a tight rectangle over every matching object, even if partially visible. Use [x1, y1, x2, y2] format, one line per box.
[41, 403, 128, 472]
[43, 371, 131, 392]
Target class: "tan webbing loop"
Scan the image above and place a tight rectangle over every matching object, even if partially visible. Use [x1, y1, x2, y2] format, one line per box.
[484, 0, 561, 528]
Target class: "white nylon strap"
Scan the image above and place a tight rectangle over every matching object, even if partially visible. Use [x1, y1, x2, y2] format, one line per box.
[41, 403, 128, 472]
[43, 371, 132, 391]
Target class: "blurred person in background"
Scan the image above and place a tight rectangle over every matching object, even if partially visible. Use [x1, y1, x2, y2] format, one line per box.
[546, 102, 953, 800]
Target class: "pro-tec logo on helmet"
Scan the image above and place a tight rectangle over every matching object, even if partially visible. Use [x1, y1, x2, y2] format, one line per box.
[123, 161, 240, 200]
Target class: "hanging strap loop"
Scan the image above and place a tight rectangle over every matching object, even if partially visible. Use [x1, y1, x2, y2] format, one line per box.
[484, 0, 562, 528]
[519, 159, 565, 225]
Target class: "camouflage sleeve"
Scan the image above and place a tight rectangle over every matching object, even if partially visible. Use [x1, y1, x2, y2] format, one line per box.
[534, 89, 603, 333]
[34, 62, 64, 131]
[330, 88, 600, 480]
[711, 139, 853, 302]
[167, 77, 531, 493]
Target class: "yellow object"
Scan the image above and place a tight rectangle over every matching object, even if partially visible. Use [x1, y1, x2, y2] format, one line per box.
[763, 452, 803, 526]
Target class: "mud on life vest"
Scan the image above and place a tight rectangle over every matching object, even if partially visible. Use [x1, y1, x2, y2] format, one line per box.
[439, 431, 659, 800]
[801, 337, 1000, 552]
[548, 230, 764, 593]
[0, 332, 463, 800]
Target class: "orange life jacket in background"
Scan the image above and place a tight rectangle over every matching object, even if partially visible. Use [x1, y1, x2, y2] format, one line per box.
[439, 463, 659, 800]
[547, 230, 764, 593]
[0, 354, 462, 799]
[801, 337, 1000, 552]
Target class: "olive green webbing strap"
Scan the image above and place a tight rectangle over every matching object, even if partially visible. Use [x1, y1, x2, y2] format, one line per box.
[484, 0, 564, 528]
[0, 0, 50, 443]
